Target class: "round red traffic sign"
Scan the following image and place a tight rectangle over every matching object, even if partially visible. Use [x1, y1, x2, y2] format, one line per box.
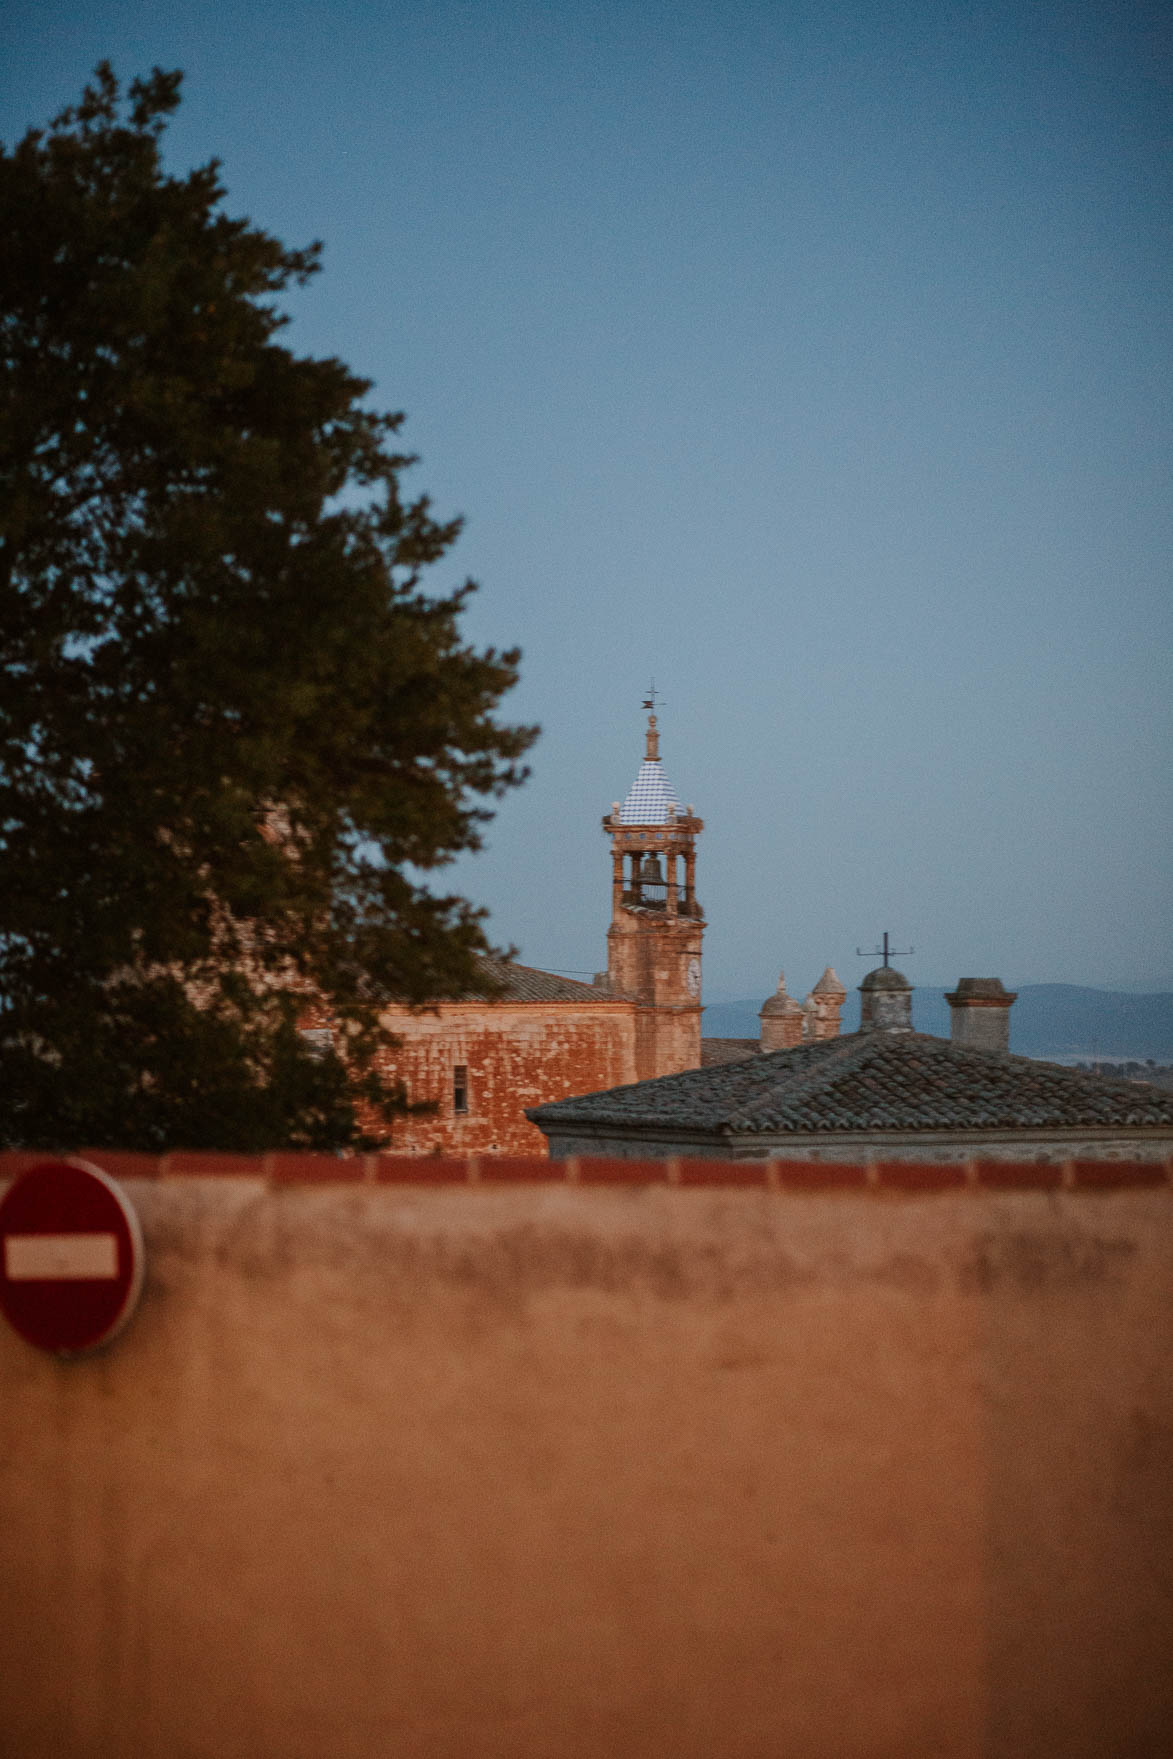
[0, 1159, 145, 1355]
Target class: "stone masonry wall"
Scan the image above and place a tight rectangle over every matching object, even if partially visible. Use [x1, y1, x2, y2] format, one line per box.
[372, 1001, 637, 1155]
[607, 912, 703, 1079]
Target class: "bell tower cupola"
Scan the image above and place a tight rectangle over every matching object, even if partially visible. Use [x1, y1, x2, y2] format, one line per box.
[602, 701, 704, 1079]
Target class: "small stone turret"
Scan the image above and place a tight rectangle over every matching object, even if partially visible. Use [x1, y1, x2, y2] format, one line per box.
[759, 973, 803, 1051]
[945, 978, 1016, 1053]
[859, 966, 914, 1033]
[806, 967, 847, 1040]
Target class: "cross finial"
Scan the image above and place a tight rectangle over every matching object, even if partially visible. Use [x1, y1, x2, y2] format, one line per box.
[855, 930, 915, 968]
[641, 680, 664, 759]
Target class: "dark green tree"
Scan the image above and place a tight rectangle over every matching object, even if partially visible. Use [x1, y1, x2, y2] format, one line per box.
[0, 65, 535, 1151]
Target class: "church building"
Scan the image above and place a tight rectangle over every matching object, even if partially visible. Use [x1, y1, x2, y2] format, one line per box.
[319, 702, 1173, 1166]
[367, 709, 712, 1154]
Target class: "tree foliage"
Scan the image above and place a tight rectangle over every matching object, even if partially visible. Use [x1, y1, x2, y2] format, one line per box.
[0, 65, 535, 1150]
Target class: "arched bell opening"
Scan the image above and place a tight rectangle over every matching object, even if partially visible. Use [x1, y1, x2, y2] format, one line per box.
[615, 844, 703, 915]
[638, 851, 667, 909]
[618, 846, 677, 910]
[620, 849, 644, 906]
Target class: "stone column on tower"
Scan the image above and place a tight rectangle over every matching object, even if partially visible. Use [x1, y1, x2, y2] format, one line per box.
[602, 711, 705, 1080]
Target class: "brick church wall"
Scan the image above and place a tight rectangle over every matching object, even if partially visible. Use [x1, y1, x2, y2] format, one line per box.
[374, 1001, 638, 1155]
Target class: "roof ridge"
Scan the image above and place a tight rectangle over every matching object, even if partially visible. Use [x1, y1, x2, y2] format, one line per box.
[474, 954, 608, 1002]
[909, 1031, 1173, 1094]
[730, 1036, 861, 1121]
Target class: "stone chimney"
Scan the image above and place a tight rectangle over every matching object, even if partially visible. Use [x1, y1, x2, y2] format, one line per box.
[945, 978, 1016, 1053]
[858, 966, 914, 1033]
[759, 973, 804, 1051]
[806, 967, 847, 1040]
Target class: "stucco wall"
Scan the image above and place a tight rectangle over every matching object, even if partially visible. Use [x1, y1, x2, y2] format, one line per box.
[540, 1123, 1173, 1161]
[2, 1161, 1171, 1759]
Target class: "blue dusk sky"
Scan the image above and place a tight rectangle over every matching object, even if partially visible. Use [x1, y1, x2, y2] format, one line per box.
[4, 0, 1171, 1000]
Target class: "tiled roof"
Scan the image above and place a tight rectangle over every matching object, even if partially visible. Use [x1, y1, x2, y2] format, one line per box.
[530, 1031, 1173, 1134]
[381, 957, 613, 1006]
[619, 760, 681, 825]
[468, 957, 611, 1004]
[701, 1038, 759, 1067]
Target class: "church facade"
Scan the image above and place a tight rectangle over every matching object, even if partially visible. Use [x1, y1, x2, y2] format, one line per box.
[363, 711, 711, 1154]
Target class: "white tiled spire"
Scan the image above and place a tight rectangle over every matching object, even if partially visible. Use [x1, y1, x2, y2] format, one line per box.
[619, 714, 681, 824]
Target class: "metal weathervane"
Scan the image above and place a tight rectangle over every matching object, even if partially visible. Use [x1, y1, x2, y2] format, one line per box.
[856, 931, 914, 969]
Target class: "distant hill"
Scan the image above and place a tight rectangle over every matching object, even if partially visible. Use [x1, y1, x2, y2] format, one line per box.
[702, 985, 1173, 1063]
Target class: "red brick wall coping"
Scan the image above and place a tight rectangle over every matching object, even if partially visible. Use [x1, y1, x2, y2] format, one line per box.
[1, 1150, 1171, 1191]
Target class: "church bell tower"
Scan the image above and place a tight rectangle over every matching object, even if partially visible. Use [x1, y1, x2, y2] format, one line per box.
[603, 707, 704, 1079]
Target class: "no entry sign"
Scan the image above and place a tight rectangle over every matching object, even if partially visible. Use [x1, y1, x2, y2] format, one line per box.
[0, 1158, 145, 1355]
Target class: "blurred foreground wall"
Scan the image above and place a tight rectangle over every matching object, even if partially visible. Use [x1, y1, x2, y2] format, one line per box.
[2, 1155, 1171, 1759]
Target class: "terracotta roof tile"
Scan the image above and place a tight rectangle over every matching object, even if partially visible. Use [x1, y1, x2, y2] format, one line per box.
[463, 957, 611, 1004]
[701, 1038, 759, 1067]
[530, 1031, 1173, 1134]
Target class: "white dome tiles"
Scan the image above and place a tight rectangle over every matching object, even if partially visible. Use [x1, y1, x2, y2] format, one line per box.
[620, 761, 681, 825]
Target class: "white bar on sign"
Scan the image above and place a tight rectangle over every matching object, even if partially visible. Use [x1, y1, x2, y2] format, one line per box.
[4, 1232, 120, 1281]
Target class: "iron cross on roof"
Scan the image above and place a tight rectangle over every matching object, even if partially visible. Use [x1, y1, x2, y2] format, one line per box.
[855, 931, 915, 969]
[641, 680, 664, 713]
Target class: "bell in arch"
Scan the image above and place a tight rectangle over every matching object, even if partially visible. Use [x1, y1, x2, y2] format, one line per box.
[640, 853, 665, 885]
